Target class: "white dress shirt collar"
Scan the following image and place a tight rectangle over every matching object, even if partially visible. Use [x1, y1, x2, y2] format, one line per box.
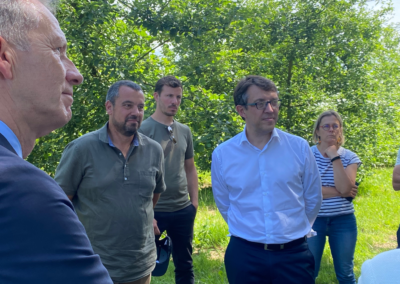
[238, 126, 281, 150]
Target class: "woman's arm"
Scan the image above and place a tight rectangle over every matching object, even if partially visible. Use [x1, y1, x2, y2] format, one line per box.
[322, 186, 341, 199]
[332, 162, 358, 196]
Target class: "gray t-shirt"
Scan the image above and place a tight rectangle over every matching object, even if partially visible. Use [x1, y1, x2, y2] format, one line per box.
[139, 117, 194, 212]
[55, 123, 166, 283]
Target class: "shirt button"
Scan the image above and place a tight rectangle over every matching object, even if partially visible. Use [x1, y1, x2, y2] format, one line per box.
[263, 192, 267, 196]
[124, 177, 127, 180]
[119, 153, 122, 156]
[125, 165, 127, 167]
[266, 234, 270, 238]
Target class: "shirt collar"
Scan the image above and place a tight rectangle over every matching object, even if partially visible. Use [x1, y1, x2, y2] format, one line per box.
[0, 120, 23, 158]
[239, 125, 281, 145]
[99, 122, 140, 147]
[108, 133, 139, 147]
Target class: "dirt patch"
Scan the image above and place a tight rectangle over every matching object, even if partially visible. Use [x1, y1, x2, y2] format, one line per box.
[373, 240, 397, 250]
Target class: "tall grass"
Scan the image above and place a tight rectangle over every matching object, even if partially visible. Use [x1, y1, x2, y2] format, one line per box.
[152, 168, 400, 284]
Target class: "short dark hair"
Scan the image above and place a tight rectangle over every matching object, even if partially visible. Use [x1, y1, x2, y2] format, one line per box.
[233, 75, 278, 106]
[154, 76, 182, 94]
[106, 80, 142, 105]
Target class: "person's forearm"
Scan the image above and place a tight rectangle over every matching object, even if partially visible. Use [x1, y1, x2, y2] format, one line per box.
[187, 169, 199, 208]
[322, 186, 341, 199]
[332, 160, 354, 195]
[152, 193, 160, 208]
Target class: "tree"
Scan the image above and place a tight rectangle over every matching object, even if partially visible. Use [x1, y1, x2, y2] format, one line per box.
[28, 0, 400, 177]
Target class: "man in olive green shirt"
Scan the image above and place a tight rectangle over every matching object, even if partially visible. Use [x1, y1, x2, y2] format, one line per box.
[139, 76, 198, 284]
[55, 81, 166, 284]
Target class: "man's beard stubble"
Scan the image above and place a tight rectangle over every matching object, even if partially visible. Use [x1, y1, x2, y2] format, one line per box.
[112, 115, 140, 137]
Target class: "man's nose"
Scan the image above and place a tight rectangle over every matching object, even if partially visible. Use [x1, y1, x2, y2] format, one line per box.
[263, 102, 274, 112]
[131, 106, 140, 116]
[66, 59, 84, 86]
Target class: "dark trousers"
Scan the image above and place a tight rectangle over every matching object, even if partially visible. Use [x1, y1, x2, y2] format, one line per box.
[397, 225, 400, 248]
[225, 236, 315, 284]
[155, 204, 196, 284]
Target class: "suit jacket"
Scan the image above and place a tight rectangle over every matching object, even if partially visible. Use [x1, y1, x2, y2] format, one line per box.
[0, 134, 112, 284]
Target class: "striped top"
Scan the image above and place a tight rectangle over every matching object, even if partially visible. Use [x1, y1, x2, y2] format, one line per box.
[311, 146, 361, 217]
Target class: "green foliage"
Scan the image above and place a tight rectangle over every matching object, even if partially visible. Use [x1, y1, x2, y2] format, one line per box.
[28, 0, 400, 176]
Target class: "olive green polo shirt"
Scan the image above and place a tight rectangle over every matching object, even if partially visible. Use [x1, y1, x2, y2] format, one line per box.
[54, 123, 166, 283]
[139, 117, 194, 212]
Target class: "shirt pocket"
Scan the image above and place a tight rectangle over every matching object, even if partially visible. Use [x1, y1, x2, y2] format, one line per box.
[138, 170, 156, 196]
[138, 170, 156, 222]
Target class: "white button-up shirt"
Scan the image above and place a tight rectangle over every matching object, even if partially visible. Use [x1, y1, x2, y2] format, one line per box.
[211, 127, 322, 244]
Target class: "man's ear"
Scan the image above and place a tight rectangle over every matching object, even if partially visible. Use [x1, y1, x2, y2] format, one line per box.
[0, 37, 13, 80]
[105, 101, 113, 115]
[236, 105, 246, 120]
[153, 92, 159, 102]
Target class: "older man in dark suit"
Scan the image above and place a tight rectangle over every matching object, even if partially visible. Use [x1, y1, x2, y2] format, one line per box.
[0, 1, 112, 283]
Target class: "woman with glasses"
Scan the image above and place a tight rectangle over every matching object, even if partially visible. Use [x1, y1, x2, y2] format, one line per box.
[308, 110, 361, 284]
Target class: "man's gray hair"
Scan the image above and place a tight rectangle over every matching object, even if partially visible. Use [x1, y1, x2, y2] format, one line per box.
[106, 80, 143, 105]
[0, 0, 59, 51]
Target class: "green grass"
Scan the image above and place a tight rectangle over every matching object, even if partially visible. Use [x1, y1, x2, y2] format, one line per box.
[152, 168, 400, 284]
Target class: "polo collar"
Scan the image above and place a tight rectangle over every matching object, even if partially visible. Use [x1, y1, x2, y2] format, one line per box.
[99, 122, 141, 147]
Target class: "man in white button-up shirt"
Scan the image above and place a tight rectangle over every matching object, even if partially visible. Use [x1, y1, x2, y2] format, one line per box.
[212, 75, 322, 284]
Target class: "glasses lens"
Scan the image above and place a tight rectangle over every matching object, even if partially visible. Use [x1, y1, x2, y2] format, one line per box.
[321, 124, 329, 131]
[271, 100, 280, 108]
[256, 102, 266, 110]
[322, 124, 339, 131]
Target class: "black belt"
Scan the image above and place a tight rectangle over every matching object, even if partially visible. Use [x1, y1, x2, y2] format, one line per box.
[233, 236, 306, 251]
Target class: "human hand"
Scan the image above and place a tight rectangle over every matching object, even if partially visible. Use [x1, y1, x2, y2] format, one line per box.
[153, 219, 160, 235]
[342, 185, 358, 198]
[325, 145, 339, 159]
[192, 201, 198, 211]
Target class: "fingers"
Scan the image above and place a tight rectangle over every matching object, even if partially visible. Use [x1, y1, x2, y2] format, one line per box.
[153, 219, 160, 235]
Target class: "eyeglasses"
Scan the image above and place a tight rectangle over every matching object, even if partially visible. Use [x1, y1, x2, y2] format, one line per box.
[245, 99, 281, 110]
[320, 124, 340, 131]
[167, 126, 177, 144]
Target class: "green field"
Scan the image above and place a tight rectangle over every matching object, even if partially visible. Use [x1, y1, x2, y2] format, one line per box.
[152, 168, 400, 284]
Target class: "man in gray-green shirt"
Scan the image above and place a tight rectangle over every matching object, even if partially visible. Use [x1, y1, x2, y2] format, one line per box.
[55, 81, 166, 284]
[139, 76, 198, 284]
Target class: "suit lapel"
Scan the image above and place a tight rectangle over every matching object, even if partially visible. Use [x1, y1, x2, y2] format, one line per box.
[0, 133, 18, 155]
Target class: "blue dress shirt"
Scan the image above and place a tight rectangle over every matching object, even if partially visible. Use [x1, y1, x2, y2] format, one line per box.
[0, 121, 22, 158]
[211, 127, 322, 244]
